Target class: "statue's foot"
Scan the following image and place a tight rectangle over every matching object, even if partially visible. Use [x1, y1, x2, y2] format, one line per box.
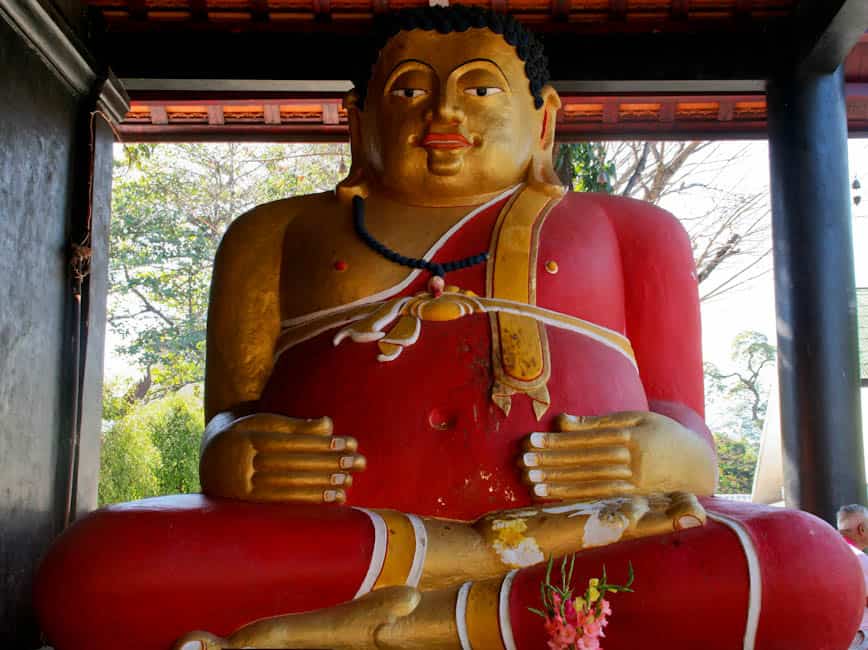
[172, 586, 421, 650]
[633, 491, 706, 538]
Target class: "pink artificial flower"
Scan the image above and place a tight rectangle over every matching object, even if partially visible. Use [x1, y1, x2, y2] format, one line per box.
[564, 597, 579, 627]
[546, 636, 567, 650]
[544, 615, 579, 650]
[600, 599, 612, 618]
[555, 625, 578, 646]
[584, 619, 603, 638]
[544, 616, 559, 637]
[577, 636, 601, 650]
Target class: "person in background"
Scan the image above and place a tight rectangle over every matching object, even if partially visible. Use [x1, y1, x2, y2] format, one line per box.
[839, 504, 868, 650]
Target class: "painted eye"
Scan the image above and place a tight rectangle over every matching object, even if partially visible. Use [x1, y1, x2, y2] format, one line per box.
[464, 87, 503, 97]
[391, 88, 428, 98]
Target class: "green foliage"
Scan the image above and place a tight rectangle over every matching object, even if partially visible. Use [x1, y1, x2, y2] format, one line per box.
[553, 143, 615, 193]
[102, 379, 132, 422]
[103, 143, 349, 503]
[149, 390, 204, 494]
[99, 388, 204, 505]
[109, 143, 349, 393]
[98, 402, 160, 506]
[713, 433, 760, 494]
[705, 330, 776, 493]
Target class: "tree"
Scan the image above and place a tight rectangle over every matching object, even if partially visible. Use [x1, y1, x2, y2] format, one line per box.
[109, 143, 349, 397]
[98, 389, 205, 504]
[704, 331, 777, 493]
[714, 435, 759, 494]
[554, 142, 615, 193]
[555, 142, 772, 301]
[98, 400, 160, 505]
[705, 331, 776, 442]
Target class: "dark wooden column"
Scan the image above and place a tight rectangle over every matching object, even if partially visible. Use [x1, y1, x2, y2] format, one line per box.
[767, 65, 865, 522]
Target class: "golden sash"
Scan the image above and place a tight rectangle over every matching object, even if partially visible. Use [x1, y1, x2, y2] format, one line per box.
[487, 186, 562, 420]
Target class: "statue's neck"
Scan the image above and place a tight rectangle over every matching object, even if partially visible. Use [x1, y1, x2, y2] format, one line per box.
[366, 180, 519, 209]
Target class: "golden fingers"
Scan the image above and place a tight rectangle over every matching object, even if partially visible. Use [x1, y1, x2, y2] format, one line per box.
[524, 465, 633, 483]
[531, 481, 635, 500]
[521, 446, 630, 467]
[250, 432, 358, 453]
[520, 414, 640, 501]
[200, 413, 366, 504]
[525, 429, 630, 449]
[555, 412, 644, 431]
[252, 450, 365, 472]
[248, 428, 365, 504]
[520, 411, 717, 500]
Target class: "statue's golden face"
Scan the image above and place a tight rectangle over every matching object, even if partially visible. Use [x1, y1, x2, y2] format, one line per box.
[359, 28, 551, 205]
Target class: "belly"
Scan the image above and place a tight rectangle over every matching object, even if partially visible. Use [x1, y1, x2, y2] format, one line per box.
[259, 314, 647, 520]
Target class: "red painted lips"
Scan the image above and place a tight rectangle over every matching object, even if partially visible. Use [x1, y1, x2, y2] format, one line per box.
[421, 133, 471, 149]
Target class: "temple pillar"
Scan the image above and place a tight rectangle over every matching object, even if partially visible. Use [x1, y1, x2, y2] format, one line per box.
[767, 65, 866, 522]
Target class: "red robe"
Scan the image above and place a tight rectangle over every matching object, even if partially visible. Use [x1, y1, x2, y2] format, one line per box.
[35, 192, 863, 650]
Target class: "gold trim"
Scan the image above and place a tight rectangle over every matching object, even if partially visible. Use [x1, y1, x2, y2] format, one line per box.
[373, 510, 417, 590]
[465, 579, 507, 650]
[486, 186, 563, 419]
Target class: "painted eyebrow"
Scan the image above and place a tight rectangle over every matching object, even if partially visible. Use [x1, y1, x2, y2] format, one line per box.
[450, 58, 511, 89]
[384, 59, 436, 89]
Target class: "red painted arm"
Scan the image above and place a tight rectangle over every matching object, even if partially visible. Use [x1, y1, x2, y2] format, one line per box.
[596, 196, 713, 448]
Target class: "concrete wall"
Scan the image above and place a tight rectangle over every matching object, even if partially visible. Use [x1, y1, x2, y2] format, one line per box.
[0, 16, 112, 646]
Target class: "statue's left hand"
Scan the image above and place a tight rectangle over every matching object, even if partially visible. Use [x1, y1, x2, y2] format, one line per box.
[519, 411, 716, 501]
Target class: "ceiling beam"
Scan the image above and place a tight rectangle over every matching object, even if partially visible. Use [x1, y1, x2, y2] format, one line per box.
[793, 0, 868, 75]
[100, 27, 785, 87]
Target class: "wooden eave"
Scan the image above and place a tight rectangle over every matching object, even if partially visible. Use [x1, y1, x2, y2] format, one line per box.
[116, 36, 868, 141]
[80, 0, 868, 140]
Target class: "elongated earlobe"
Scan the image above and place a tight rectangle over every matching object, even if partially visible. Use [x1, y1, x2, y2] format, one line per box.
[527, 85, 565, 197]
[336, 90, 370, 203]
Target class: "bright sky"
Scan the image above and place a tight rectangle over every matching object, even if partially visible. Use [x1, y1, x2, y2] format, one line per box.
[695, 139, 868, 371]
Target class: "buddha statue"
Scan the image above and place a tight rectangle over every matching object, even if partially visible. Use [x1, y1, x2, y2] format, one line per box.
[35, 7, 864, 650]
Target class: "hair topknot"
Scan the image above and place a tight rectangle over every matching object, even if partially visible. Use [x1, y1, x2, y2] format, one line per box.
[351, 5, 550, 110]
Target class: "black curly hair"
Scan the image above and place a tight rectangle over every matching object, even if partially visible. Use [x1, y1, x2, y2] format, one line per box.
[351, 5, 550, 110]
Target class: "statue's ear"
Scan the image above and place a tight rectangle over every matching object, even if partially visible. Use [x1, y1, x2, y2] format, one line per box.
[336, 89, 370, 203]
[539, 84, 560, 151]
[527, 85, 566, 197]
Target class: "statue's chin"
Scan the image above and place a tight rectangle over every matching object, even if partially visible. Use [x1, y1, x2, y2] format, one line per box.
[426, 153, 463, 177]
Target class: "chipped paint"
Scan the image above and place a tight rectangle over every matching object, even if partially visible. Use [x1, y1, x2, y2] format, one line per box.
[540, 497, 648, 548]
[491, 518, 545, 568]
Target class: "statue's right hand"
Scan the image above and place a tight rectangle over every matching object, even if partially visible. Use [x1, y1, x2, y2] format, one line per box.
[200, 414, 365, 504]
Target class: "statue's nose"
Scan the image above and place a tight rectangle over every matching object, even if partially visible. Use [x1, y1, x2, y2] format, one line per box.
[426, 87, 466, 125]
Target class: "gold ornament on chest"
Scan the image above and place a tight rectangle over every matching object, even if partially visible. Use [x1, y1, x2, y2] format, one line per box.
[276, 187, 635, 421]
[330, 186, 564, 420]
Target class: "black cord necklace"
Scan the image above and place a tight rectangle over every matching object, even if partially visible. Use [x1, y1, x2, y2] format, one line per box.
[352, 195, 489, 295]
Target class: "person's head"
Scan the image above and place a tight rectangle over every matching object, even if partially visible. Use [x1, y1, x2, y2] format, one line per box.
[338, 5, 563, 206]
[837, 504, 868, 547]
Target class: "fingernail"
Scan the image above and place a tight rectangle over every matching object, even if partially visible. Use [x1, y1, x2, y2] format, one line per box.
[180, 642, 203, 650]
[323, 490, 337, 502]
[678, 515, 702, 530]
[523, 452, 539, 467]
[340, 456, 355, 469]
[331, 473, 347, 485]
[530, 432, 546, 448]
[331, 437, 347, 451]
[528, 469, 544, 483]
[533, 484, 549, 497]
